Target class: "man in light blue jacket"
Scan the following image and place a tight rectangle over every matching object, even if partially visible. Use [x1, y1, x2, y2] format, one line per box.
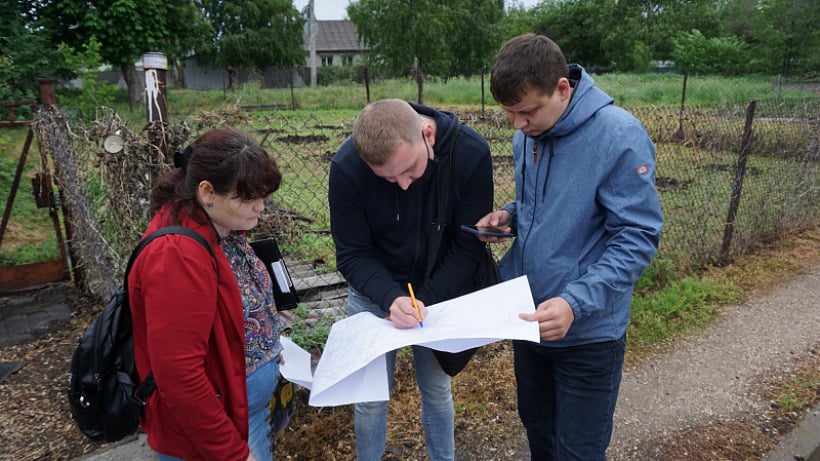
[475, 34, 664, 460]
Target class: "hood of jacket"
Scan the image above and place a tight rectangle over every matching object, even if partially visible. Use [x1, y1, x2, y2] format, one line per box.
[535, 64, 614, 141]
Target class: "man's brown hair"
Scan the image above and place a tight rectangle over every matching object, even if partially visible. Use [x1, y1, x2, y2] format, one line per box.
[490, 33, 569, 106]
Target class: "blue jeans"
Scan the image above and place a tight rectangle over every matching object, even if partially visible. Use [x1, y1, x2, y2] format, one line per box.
[348, 287, 455, 461]
[247, 357, 281, 461]
[513, 335, 626, 461]
[157, 455, 186, 461]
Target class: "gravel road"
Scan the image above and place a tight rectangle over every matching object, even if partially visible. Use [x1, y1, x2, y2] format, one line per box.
[608, 262, 820, 459]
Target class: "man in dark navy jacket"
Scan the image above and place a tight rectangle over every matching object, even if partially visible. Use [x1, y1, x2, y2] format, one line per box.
[328, 98, 493, 461]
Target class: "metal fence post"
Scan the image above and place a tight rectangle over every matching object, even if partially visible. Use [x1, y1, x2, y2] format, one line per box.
[719, 100, 757, 266]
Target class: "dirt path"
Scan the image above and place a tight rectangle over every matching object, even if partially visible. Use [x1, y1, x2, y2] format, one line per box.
[608, 262, 820, 459]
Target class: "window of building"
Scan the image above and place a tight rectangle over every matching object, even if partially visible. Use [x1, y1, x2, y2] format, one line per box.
[321, 56, 333, 67]
[342, 55, 354, 66]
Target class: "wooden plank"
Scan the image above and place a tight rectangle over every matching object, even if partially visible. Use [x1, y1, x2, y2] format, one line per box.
[283, 260, 348, 325]
[293, 272, 346, 292]
[299, 286, 348, 302]
[300, 299, 347, 312]
[0, 260, 70, 292]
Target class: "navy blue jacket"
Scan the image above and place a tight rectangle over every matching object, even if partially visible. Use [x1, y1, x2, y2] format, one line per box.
[329, 103, 493, 312]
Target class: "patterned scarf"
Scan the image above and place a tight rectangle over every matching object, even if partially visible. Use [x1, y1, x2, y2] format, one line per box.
[221, 233, 283, 374]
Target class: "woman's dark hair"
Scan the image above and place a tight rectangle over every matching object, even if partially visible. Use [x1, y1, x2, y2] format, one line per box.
[150, 127, 282, 221]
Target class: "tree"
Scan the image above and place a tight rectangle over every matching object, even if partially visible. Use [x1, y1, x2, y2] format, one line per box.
[646, 0, 722, 61]
[500, 2, 541, 39]
[1, 2, 67, 101]
[447, 0, 505, 78]
[527, 0, 732, 72]
[446, 0, 505, 108]
[530, 0, 615, 70]
[58, 37, 120, 118]
[728, 0, 820, 76]
[671, 29, 746, 75]
[348, 0, 456, 104]
[25, 0, 209, 104]
[196, 0, 306, 89]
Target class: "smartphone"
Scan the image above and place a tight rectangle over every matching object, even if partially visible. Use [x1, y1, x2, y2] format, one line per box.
[460, 224, 514, 238]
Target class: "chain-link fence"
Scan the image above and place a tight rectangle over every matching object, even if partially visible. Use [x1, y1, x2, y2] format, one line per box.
[633, 97, 819, 271]
[35, 96, 819, 324]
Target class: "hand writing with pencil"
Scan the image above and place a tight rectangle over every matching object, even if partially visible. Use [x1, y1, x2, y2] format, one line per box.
[387, 286, 427, 329]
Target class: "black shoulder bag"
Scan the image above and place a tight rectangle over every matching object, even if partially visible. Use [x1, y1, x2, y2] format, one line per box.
[424, 123, 500, 377]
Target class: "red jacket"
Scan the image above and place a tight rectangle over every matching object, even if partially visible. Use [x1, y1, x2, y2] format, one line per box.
[129, 206, 249, 461]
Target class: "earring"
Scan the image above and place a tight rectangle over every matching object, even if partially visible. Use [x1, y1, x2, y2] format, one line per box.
[207, 200, 214, 208]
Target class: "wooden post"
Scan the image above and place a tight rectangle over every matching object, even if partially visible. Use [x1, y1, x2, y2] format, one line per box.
[719, 100, 757, 266]
[674, 70, 688, 141]
[143, 52, 169, 161]
[308, 0, 318, 88]
[481, 69, 486, 115]
[38, 77, 82, 286]
[364, 66, 371, 104]
[37, 78, 58, 106]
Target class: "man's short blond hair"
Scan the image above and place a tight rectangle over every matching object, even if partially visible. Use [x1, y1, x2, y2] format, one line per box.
[353, 99, 422, 166]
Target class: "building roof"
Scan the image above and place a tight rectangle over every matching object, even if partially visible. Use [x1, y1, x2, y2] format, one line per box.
[304, 20, 367, 53]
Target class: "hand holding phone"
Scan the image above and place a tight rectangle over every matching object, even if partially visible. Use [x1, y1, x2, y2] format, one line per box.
[460, 224, 514, 238]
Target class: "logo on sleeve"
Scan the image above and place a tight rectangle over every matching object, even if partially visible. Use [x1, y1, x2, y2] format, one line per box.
[636, 164, 649, 175]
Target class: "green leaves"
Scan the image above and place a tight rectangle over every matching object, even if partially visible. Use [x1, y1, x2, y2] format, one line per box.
[348, 0, 504, 102]
[200, 0, 306, 74]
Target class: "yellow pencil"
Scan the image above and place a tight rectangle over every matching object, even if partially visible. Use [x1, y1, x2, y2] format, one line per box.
[407, 283, 424, 328]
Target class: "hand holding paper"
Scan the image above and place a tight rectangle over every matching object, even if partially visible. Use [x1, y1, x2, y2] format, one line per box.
[308, 276, 539, 407]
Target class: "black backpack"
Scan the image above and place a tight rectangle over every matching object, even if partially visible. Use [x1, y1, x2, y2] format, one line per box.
[67, 226, 216, 442]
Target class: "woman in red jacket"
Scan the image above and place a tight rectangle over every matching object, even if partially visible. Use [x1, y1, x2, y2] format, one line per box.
[129, 127, 282, 461]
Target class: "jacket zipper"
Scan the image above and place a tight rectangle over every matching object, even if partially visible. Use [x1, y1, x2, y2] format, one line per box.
[520, 138, 555, 275]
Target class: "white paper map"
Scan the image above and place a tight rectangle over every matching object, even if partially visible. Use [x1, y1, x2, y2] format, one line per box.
[307, 275, 540, 407]
[278, 336, 314, 389]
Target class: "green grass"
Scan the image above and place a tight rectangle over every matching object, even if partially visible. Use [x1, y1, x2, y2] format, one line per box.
[774, 372, 819, 410]
[286, 305, 334, 351]
[629, 275, 738, 347]
[0, 129, 63, 265]
[0, 239, 60, 265]
[115, 73, 816, 118]
[595, 73, 807, 107]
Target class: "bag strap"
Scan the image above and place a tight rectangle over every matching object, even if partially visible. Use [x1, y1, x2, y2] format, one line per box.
[124, 225, 218, 402]
[424, 122, 460, 280]
[124, 225, 217, 283]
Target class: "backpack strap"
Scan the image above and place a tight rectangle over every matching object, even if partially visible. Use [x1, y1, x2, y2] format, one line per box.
[124, 225, 218, 403]
[125, 225, 217, 281]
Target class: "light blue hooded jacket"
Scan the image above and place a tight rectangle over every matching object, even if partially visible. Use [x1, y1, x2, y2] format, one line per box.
[499, 65, 663, 347]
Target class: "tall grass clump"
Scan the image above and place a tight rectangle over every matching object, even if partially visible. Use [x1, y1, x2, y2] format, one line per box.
[629, 276, 738, 349]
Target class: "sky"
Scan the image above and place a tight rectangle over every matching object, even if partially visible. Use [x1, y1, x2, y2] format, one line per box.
[293, 0, 540, 21]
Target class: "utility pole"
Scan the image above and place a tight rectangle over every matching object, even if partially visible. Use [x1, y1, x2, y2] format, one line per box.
[308, 0, 318, 87]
